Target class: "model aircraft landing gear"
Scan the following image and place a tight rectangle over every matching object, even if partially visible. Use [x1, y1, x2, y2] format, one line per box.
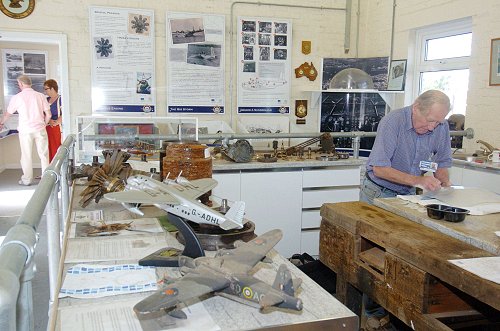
[138, 213, 205, 267]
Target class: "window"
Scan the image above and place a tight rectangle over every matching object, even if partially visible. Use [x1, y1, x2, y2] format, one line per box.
[413, 18, 472, 116]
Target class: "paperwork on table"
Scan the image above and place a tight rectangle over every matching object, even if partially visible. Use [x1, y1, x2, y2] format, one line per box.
[59, 264, 157, 299]
[398, 187, 500, 215]
[449, 257, 500, 285]
[64, 235, 173, 263]
[58, 297, 219, 331]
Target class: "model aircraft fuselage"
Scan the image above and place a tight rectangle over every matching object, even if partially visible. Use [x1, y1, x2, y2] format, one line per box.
[105, 174, 245, 230]
[133, 229, 303, 318]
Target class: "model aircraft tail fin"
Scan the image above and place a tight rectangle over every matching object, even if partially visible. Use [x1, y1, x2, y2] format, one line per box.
[272, 264, 300, 297]
[220, 201, 245, 230]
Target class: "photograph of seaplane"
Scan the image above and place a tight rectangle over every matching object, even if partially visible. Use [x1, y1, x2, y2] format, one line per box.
[170, 17, 206, 44]
[133, 229, 303, 319]
[104, 173, 244, 230]
[187, 44, 221, 67]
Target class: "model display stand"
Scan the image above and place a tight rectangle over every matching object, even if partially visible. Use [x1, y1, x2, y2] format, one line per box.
[139, 212, 204, 267]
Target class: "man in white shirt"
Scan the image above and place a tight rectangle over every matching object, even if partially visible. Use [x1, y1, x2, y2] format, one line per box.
[0, 75, 51, 185]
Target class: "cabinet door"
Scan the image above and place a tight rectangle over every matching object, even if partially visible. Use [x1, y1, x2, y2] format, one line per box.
[241, 171, 302, 258]
[212, 172, 241, 201]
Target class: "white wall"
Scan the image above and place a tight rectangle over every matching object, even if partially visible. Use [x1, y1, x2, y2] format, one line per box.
[358, 0, 500, 152]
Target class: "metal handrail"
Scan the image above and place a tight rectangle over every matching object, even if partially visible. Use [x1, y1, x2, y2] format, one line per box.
[0, 135, 75, 331]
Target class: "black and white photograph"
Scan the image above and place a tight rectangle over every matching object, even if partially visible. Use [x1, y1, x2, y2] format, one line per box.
[274, 35, 287, 47]
[258, 34, 271, 45]
[5, 79, 20, 95]
[29, 75, 47, 93]
[242, 20, 256, 32]
[243, 46, 254, 60]
[243, 62, 256, 72]
[259, 21, 272, 33]
[274, 48, 287, 60]
[320, 92, 386, 149]
[242, 33, 256, 45]
[274, 22, 287, 34]
[5, 52, 22, 62]
[187, 43, 222, 67]
[170, 17, 206, 44]
[322, 57, 389, 90]
[23, 53, 46, 74]
[386, 59, 407, 91]
[6, 65, 23, 79]
[259, 47, 270, 61]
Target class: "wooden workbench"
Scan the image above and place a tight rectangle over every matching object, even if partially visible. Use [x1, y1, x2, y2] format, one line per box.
[319, 201, 500, 330]
[374, 197, 500, 255]
[48, 183, 358, 331]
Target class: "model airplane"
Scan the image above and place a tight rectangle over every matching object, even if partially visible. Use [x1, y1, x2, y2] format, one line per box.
[104, 174, 245, 230]
[134, 229, 303, 318]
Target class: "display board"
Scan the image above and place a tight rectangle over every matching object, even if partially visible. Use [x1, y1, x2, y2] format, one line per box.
[2, 49, 47, 109]
[166, 12, 225, 114]
[89, 6, 156, 113]
[237, 17, 291, 114]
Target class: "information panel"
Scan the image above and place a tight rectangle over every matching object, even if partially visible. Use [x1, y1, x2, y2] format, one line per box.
[237, 17, 291, 114]
[167, 12, 225, 114]
[90, 6, 156, 113]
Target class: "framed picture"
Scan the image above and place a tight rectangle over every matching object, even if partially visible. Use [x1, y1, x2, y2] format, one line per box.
[387, 59, 407, 91]
[489, 38, 500, 86]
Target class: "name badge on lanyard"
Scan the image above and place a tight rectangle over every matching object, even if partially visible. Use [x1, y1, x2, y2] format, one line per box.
[419, 160, 438, 173]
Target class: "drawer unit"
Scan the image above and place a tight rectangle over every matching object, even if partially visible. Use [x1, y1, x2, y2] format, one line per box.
[302, 188, 360, 209]
[303, 167, 361, 188]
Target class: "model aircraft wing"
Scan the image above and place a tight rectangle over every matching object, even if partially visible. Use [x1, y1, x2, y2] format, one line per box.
[134, 267, 230, 316]
[173, 178, 218, 200]
[104, 190, 179, 205]
[221, 229, 283, 274]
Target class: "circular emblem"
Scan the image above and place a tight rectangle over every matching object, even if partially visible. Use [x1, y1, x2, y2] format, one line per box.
[279, 106, 287, 114]
[0, 0, 35, 19]
[143, 105, 152, 113]
[213, 105, 221, 114]
[242, 287, 253, 299]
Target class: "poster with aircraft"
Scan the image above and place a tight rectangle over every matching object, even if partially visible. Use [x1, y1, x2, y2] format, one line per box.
[237, 17, 291, 114]
[167, 12, 225, 114]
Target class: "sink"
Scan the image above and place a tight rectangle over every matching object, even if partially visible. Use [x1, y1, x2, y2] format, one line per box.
[452, 154, 488, 163]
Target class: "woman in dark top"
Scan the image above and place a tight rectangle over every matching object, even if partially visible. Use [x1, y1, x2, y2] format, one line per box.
[43, 79, 62, 162]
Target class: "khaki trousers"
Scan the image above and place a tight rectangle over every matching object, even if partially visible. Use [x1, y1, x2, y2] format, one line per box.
[18, 129, 49, 184]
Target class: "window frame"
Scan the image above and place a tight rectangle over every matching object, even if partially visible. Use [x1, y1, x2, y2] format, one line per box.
[411, 18, 472, 100]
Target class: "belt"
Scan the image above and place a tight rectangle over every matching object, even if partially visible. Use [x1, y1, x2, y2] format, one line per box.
[364, 172, 399, 194]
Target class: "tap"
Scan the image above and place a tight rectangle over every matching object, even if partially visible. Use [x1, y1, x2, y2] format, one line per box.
[476, 140, 497, 155]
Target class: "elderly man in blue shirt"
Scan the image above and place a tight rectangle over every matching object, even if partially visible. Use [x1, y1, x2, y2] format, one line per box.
[361, 89, 452, 204]
[359, 89, 452, 330]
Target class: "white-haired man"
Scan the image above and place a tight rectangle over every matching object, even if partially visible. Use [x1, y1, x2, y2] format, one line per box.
[0, 75, 51, 185]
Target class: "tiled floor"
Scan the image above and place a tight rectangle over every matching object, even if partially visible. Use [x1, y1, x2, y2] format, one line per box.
[0, 168, 49, 331]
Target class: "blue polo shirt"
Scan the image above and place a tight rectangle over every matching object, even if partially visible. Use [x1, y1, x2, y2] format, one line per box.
[366, 106, 452, 194]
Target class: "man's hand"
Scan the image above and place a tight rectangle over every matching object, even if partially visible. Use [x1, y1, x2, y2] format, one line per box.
[417, 176, 442, 191]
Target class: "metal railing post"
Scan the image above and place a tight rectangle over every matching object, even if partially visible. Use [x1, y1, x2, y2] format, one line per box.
[46, 173, 61, 304]
[17, 257, 36, 331]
